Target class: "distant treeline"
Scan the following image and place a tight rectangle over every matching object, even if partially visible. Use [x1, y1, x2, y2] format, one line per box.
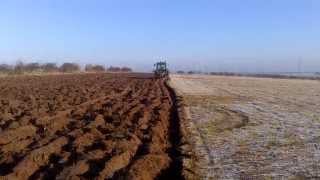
[0, 62, 132, 74]
[176, 70, 320, 80]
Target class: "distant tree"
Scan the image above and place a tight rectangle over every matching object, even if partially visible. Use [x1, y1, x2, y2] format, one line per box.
[60, 63, 80, 73]
[107, 66, 121, 72]
[92, 65, 105, 72]
[85, 64, 105, 72]
[14, 61, 25, 74]
[0, 64, 12, 73]
[25, 62, 40, 72]
[85, 64, 93, 72]
[177, 70, 185, 74]
[120, 67, 132, 72]
[187, 71, 195, 74]
[41, 63, 59, 72]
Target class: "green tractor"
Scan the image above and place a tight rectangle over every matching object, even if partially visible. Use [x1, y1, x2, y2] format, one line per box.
[154, 61, 169, 79]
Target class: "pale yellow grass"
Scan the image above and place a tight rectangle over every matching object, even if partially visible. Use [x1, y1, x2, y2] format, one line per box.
[170, 74, 320, 179]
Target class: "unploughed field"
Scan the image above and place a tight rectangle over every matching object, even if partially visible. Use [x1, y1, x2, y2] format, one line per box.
[0, 73, 182, 180]
[170, 74, 320, 180]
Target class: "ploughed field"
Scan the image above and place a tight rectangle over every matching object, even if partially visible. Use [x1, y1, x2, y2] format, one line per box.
[0, 73, 181, 180]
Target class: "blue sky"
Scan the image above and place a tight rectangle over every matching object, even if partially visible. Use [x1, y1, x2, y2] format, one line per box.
[0, 0, 319, 72]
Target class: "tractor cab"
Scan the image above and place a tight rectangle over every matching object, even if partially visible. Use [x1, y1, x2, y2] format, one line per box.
[154, 61, 169, 79]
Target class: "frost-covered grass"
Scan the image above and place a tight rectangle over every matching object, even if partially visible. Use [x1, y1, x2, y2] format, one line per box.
[171, 74, 320, 179]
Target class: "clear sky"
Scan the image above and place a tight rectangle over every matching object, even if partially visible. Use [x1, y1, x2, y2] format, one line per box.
[0, 0, 319, 72]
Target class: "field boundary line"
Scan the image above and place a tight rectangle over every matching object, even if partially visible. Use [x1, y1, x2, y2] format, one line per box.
[168, 81, 205, 179]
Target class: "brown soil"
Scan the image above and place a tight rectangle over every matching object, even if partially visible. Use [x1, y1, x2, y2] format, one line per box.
[0, 73, 183, 180]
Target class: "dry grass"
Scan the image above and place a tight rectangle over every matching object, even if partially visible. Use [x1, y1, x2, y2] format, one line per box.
[170, 74, 320, 179]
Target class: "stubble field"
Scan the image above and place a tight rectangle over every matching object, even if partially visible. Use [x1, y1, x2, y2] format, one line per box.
[170, 74, 320, 179]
